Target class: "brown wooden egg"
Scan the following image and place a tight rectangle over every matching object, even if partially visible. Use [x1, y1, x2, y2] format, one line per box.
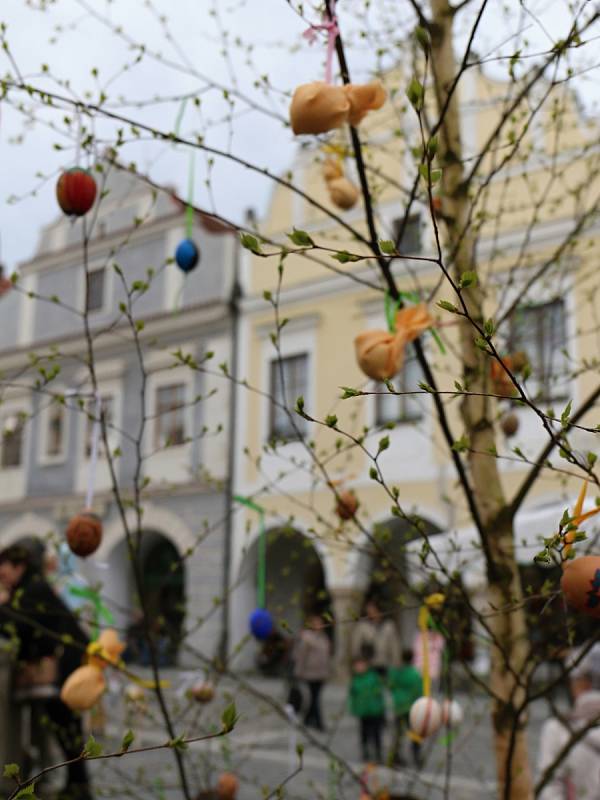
[501, 413, 519, 437]
[216, 772, 239, 800]
[561, 555, 600, 618]
[66, 510, 103, 557]
[336, 490, 359, 521]
[190, 681, 215, 703]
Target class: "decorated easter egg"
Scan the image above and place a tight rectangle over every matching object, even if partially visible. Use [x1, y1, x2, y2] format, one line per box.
[409, 696, 443, 738]
[328, 176, 360, 210]
[56, 168, 97, 216]
[290, 82, 350, 135]
[561, 555, 600, 618]
[88, 628, 125, 669]
[60, 664, 106, 711]
[190, 681, 215, 703]
[175, 238, 200, 273]
[336, 490, 359, 520]
[124, 683, 146, 703]
[249, 607, 274, 640]
[501, 413, 519, 437]
[216, 772, 239, 800]
[441, 699, 463, 727]
[66, 510, 102, 557]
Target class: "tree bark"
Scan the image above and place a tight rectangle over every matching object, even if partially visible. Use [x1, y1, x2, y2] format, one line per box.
[429, 2, 534, 798]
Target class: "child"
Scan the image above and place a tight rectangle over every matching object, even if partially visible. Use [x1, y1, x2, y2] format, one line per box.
[388, 647, 424, 767]
[349, 650, 385, 763]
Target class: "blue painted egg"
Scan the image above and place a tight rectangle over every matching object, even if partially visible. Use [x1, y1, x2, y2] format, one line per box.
[249, 608, 274, 640]
[175, 238, 200, 273]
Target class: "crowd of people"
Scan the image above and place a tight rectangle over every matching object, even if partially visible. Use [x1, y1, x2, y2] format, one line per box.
[1, 542, 599, 800]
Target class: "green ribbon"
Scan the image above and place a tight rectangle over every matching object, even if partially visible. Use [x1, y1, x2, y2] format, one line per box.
[68, 585, 114, 641]
[234, 494, 267, 609]
[384, 290, 446, 354]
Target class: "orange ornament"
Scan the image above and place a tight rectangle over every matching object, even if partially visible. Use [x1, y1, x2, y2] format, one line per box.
[60, 664, 106, 711]
[561, 555, 600, 618]
[355, 304, 432, 381]
[56, 167, 97, 216]
[290, 83, 350, 134]
[216, 772, 239, 800]
[344, 82, 387, 126]
[88, 629, 125, 669]
[336, 489, 359, 520]
[66, 510, 102, 557]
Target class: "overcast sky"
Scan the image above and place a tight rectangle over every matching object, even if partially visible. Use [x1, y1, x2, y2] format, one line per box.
[1, 0, 598, 273]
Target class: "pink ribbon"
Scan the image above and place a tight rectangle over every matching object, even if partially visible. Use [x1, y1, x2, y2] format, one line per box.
[303, 1, 338, 84]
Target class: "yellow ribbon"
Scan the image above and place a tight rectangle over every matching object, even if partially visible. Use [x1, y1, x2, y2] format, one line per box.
[85, 642, 170, 690]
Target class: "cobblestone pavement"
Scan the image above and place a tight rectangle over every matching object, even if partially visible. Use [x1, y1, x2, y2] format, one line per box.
[81, 671, 559, 800]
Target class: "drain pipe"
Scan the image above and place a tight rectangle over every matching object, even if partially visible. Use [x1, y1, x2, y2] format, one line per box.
[218, 221, 243, 668]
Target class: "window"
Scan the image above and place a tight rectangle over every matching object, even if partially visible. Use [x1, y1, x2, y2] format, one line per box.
[269, 354, 308, 441]
[85, 396, 114, 457]
[508, 300, 568, 402]
[1, 414, 25, 468]
[87, 267, 105, 312]
[46, 404, 66, 458]
[375, 343, 422, 424]
[155, 384, 186, 448]
[393, 214, 421, 254]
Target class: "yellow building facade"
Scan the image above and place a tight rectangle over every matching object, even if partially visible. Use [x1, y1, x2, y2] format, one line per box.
[229, 67, 600, 673]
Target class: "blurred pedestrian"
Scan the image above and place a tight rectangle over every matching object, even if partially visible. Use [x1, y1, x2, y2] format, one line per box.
[293, 614, 331, 731]
[388, 647, 423, 767]
[349, 648, 385, 763]
[0, 544, 92, 800]
[537, 642, 600, 800]
[351, 598, 400, 675]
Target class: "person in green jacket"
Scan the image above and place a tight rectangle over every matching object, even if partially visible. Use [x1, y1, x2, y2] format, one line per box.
[348, 647, 385, 763]
[388, 647, 424, 767]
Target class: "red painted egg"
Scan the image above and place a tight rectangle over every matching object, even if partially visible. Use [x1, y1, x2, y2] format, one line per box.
[561, 555, 600, 618]
[66, 510, 103, 557]
[56, 167, 97, 216]
[190, 681, 215, 703]
[336, 490, 359, 521]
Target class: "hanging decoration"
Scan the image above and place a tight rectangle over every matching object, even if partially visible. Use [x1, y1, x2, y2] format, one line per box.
[409, 594, 446, 740]
[322, 156, 359, 210]
[500, 412, 519, 438]
[490, 351, 528, 398]
[335, 488, 359, 521]
[66, 393, 103, 558]
[560, 482, 600, 618]
[441, 698, 463, 727]
[235, 495, 274, 640]
[190, 681, 215, 703]
[216, 772, 239, 800]
[61, 628, 125, 711]
[56, 108, 96, 217]
[173, 99, 201, 274]
[289, 2, 386, 135]
[355, 303, 432, 381]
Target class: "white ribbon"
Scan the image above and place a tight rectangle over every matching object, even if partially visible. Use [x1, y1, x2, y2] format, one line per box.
[85, 393, 102, 509]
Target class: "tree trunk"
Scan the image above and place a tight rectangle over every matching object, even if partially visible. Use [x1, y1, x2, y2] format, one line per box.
[429, 2, 534, 798]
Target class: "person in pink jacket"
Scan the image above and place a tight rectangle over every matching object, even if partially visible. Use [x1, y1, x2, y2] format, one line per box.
[293, 614, 332, 731]
[537, 643, 600, 800]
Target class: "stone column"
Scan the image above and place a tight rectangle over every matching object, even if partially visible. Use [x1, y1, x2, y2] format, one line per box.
[330, 586, 365, 681]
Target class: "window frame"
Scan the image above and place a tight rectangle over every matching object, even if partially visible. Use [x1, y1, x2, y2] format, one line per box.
[268, 353, 309, 442]
[393, 213, 422, 255]
[38, 395, 69, 466]
[0, 412, 26, 469]
[374, 343, 423, 426]
[507, 298, 569, 404]
[154, 382, 188, 450]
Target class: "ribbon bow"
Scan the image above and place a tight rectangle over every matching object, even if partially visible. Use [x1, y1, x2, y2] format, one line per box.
[303, 1, 339, 84]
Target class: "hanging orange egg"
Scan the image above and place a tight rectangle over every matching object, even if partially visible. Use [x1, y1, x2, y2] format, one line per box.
[561, 555, 600, 618]
[56, 167, 97, 216]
